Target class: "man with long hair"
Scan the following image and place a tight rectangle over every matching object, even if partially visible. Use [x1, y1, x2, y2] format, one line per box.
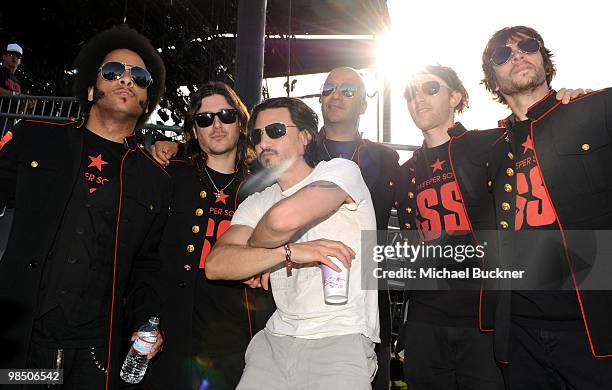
[0, 25, 169, 389]
[147, 81, 260, 390]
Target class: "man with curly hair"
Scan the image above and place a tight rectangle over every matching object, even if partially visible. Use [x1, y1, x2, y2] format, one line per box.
[481, 25, 612, 389]
[0, 25, 169, 389]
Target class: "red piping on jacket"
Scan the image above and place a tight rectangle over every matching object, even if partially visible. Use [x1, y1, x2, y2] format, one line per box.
[493, 131, 508, 146]
[529, 98, 612, 358]
[137, 145, 170, 177]
[231, 176, 253, 339]
[244, 288, 253, 338]
[527, 90, 555, 111]
[105, 149, 133, 390]
[24, 119, 76, 126]
[355, 140, 365, 167]
[447, 132, 495, 333]
[234, 179, 245, 211]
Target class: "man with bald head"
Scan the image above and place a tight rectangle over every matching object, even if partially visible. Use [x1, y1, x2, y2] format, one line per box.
[318, 67, 399, 390]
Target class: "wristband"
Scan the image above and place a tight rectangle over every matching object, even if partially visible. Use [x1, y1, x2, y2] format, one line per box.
[283, 244, 292, 277]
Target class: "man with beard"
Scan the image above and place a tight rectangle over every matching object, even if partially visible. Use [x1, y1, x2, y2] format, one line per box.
[318, 67, 399, 390]
[206, 97, 379, 390]
[147, 81, 259, 390]
[481, 25, 612, 388]
[0, 25, 168, 389]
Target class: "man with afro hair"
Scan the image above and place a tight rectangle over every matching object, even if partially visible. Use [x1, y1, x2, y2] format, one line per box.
[0, 25, 170, 389]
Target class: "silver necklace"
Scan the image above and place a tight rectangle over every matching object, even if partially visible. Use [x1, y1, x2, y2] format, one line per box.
[322, 139, 358, 161]
[203, 165, 236, 199]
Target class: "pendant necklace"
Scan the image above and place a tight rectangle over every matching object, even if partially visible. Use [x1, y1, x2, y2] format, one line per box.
[203, 165, 236, 204]
[322, 139, 358, 161]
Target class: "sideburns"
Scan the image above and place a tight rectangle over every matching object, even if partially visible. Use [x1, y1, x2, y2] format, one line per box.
[139, 99, 148, 112]
[92, 86, 105, 104]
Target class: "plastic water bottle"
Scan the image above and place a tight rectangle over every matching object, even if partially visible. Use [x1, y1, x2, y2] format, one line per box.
[120, 316, 159, 384]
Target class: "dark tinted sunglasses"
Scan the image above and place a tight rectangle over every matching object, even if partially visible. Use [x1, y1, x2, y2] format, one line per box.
[321, 82, 359, 98]
[490, 38, 541, 66]
[404, 80, 449, 101]
[193, 109, 237, 128]
[98, 61, 153, 89]
[250, 122, 298, 145]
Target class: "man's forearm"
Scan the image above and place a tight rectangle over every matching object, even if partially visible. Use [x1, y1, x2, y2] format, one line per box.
[248, 181, 348, 248]
[248, 209, 297, 248]
[205, 242, 284, 280]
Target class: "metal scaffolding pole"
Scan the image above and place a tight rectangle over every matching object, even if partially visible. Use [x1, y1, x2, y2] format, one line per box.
[235, 0, 267, 110]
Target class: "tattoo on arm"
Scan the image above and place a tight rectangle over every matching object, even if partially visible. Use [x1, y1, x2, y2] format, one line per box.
[304, 180, 340, 190]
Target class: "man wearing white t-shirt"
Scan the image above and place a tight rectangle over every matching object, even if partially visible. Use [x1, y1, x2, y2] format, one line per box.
[206, 97, 379, 390]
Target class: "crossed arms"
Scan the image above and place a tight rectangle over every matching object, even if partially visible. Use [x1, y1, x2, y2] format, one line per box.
[205, 180, 356, 281]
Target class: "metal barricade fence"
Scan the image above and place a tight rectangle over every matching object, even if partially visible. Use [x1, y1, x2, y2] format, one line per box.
[0, 95, 182, 144]
[1, 95, 82, 136]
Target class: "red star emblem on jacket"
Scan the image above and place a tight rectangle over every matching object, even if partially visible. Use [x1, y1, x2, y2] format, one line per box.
[430, 158, 446, 173]
[88, 153, 108, 172]
[522, 135, 534, 154]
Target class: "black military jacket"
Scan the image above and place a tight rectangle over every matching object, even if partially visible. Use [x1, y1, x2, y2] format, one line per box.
[395, 123, 505, 334]
[0, 120, 171, 389]
[490, 89, 612, 363]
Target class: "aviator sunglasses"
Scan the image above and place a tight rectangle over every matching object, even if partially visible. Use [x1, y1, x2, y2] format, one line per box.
[490, 37, 542, 66]
[320, 82, 359, 98]
[98, 61, 153, 89]
[250, 122, 298, 145]
[193, 109, 237, 128]
[404, 80, 450, 101]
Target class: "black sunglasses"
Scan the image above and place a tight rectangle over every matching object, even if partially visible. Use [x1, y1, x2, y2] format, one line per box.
[98, 61, 153, 89]
[193, 109, 237, 128]
[404, 80, 449, 101]
[490, 38, 541, 66]
[321, 82, 359, 98]
[250, 122, 298, 145]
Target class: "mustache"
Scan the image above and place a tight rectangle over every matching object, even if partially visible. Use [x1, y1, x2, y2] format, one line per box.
[258, 148, 278, 157]
[511, 61, 533, 71]
[93, 86, 148, 113]
[242, 156, 296, 192]
[210, 130, 228, 137]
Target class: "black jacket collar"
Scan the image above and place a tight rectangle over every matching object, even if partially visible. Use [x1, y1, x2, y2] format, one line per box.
[499, 89, 558, 128]
[447, 121, 468, 138]
[418, 121, 467, 150]
[413, 122, 467, 161]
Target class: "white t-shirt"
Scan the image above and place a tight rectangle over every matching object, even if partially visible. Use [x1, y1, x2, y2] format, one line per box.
[232, 158, 380, 342]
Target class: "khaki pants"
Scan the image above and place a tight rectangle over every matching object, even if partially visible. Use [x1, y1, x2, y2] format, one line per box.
[237, 330, 377, 390]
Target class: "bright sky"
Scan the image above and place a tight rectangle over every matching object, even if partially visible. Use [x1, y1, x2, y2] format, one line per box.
[264, 0, 612, 162]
